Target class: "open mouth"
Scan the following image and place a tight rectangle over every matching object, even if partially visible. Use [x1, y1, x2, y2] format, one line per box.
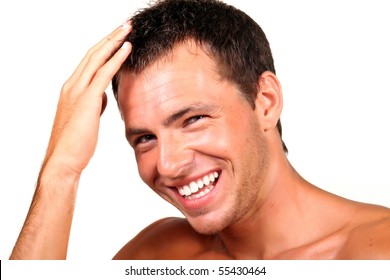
[177, 171, 220, 200]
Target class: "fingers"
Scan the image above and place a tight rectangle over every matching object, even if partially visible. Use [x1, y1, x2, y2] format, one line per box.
[43, 21, 133, 177]
[65, 22, 132, 91]
[87, 42, 131, 96]
[77, 24, 132, 89]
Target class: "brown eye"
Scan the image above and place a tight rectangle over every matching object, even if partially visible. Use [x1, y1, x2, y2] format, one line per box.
[185, 115, 205, 126]
[135, 134, 156, 145]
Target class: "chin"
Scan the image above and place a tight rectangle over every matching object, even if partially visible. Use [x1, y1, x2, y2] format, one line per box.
[185, 211, 235, 235]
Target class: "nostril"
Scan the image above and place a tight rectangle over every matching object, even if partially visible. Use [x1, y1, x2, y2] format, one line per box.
[157, 139, 195, 177]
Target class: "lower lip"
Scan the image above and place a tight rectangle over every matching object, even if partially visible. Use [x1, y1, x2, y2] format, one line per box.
[175, 175, 220, 211]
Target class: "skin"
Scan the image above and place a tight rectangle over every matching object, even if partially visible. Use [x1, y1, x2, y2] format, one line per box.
[115, 41, 390, 259]
[9, 22, 133, 259]
[10, 24, 390, 260]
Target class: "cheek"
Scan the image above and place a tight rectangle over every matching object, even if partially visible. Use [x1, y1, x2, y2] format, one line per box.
[135, 151, 158, 187]
[187, 113, 256, 159]
[184, 125, 244, 160]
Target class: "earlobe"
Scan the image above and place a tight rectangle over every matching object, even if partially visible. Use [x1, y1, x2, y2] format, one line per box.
[254, 71, 283, 131]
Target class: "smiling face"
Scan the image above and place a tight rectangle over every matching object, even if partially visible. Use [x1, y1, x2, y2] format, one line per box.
[118, 42, 271, 234]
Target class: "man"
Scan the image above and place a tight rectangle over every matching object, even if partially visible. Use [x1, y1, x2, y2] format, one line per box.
[10, 0, 390, 259]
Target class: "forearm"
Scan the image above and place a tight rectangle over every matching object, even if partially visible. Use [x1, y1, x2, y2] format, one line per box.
[10, 164, 80, 260]
[9, 21, 132, 260]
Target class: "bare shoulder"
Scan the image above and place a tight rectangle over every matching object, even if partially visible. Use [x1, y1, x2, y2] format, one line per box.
[113, 217, 221, 259]
[339, 204, 390, 259]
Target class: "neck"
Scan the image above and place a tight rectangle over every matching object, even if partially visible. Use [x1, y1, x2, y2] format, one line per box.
[217, 156, 319, 259]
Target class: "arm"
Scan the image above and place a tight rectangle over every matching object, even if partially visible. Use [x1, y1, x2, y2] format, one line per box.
[10, 22, 132, 259]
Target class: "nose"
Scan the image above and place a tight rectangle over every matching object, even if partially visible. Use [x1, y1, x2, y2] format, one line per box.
[157, 133, 194, 179]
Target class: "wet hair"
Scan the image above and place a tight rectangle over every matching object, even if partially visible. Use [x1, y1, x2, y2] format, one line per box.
[112, 0, 287, 152]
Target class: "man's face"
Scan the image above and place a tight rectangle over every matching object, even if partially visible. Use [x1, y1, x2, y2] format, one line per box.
[118, 42, 270, 234]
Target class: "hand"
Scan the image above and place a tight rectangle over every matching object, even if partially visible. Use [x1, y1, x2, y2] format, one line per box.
[44, 22, 132, 178]
[9, 22, 132, 260]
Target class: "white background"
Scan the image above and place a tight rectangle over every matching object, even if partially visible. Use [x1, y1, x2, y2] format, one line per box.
[0, 0, 389, 260]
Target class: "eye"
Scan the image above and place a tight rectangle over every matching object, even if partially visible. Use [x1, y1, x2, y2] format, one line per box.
[134, 134, 156, 145]
[185, 115, 206, 126]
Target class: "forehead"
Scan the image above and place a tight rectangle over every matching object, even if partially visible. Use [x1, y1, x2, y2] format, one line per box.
[117, 42, 225, 114]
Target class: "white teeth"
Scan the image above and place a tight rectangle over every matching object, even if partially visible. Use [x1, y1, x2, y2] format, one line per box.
[177, 172, 219, 198]
[184, 186, 213, 200]
[190, 182, 198, 193]
[203, 175, 210, 186]
[183, 185, 191, 196]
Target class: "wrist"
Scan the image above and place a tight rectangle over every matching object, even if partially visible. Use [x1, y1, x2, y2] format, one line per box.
[38, 157, 82, 192]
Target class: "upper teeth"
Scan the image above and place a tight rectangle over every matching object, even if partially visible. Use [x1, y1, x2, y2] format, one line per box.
[178, 172, 219, 197]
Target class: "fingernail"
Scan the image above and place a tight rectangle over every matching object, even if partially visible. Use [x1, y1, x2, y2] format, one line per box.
[121, 41, 131, 50]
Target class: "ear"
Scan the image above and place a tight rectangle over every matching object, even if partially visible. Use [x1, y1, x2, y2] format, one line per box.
[254, 71, 283, 131]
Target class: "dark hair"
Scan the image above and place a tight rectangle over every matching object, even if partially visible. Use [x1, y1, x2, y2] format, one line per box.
[112, 0, 287, 152]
